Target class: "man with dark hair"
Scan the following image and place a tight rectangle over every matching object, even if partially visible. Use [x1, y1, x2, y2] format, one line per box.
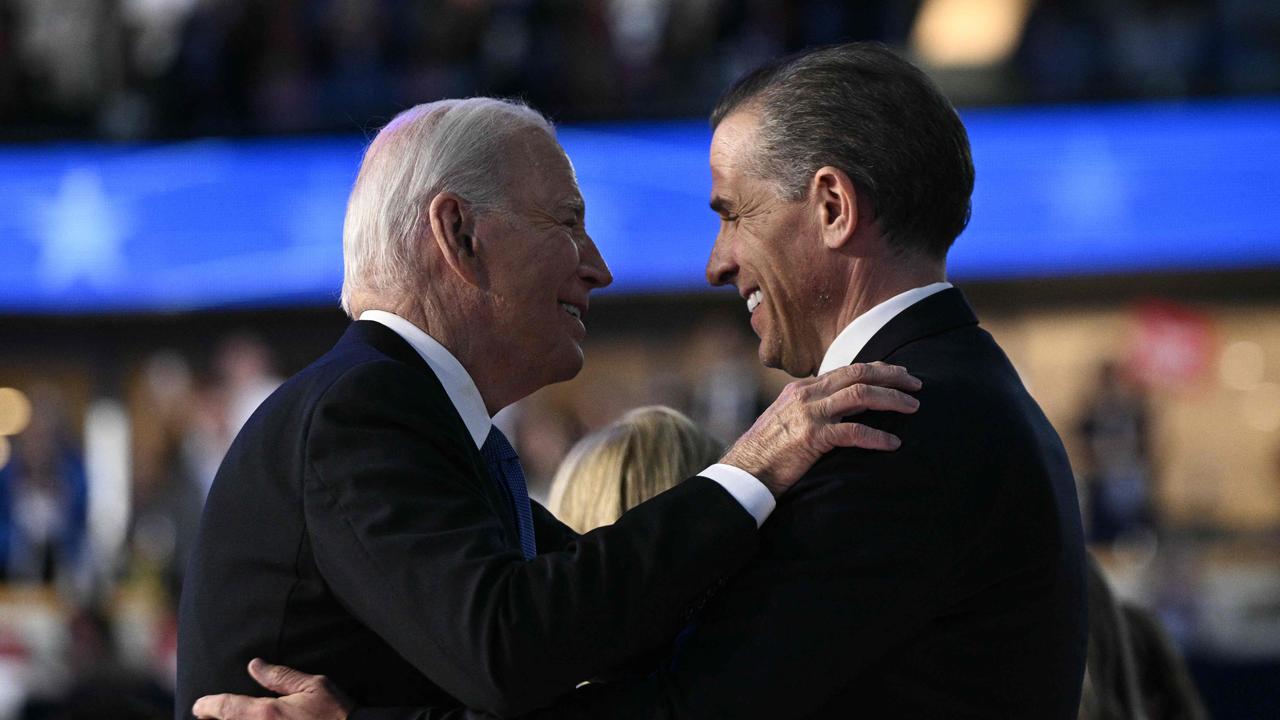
[709, 43, 975, 261]
[195, 42, 1087, 720]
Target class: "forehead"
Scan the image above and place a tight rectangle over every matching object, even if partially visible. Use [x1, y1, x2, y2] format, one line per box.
[709, 110, 761, 184]
[507, 128, 582, 210]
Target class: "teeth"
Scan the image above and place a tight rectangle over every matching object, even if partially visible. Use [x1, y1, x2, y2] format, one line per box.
[559, 302, 582, 320]
[746, 290, 762, 313]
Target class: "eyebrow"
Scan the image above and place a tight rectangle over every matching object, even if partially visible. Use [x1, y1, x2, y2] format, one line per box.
[558, 197, 586, 216]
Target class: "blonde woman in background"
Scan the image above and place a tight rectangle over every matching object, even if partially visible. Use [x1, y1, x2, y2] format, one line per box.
[549, 406, 723, 533]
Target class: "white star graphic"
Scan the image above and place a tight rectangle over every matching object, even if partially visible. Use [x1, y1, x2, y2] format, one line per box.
[36, 167, 130, 292]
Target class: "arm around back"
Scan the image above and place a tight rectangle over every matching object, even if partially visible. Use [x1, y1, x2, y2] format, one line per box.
[302, 359, 757, 717]
[525, 439, 957, 720]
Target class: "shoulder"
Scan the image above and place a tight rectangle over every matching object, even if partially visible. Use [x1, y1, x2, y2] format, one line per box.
[790, 324, 1048, 518]
[879, 323, 1039, 449]
[316, 354, 445, 405]
[305, 354, 462, 444]
[277, 340, 469, 453]
[301, 355, 482, 489]
[265, 332, 449, 416]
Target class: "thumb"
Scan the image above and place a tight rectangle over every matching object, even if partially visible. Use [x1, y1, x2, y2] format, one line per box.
[247, 657, 313, 695]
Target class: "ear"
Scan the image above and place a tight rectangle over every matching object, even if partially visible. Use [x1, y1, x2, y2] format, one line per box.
[811, 166, 859, 250]
[427, 192, 485, 288]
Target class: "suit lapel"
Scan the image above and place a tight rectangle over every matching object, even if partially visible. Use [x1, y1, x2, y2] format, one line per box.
[851, 287, 980, 365]
[337, 321, 524, 545]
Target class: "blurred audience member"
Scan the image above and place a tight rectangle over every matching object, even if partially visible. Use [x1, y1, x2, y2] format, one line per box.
[509, 401, 582, 506]
[130, 352, 203, 600]
[132, 352, 194, 507]
[688, 317, 766, 444]
[1080, 556, 1207, 720]
[182, 335, 282, 499]
[1122, 604, 1209, 720]
[124, 337, 281, 601]
[182, 378, 231, 501]
[1080, 556, 1145, 719]
[549, 406, 722, 533]
[20, 603, 171, 720]
[1079, 361, 1156, 545]
[216, 334, 281, 438]
[0, 386, 87, 585]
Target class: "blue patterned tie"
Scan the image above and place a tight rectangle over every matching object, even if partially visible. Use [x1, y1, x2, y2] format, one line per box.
[481, 426, 537, 560]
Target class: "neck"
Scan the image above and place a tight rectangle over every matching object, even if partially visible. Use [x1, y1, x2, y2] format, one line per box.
[824, 254, 946, 351]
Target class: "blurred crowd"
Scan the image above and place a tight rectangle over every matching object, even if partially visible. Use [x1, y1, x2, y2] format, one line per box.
[2, 307, 1279, 716]
[1, 0, 1278, 140]
[0, 1, 1278, 717]
[0, 336, 283, 719]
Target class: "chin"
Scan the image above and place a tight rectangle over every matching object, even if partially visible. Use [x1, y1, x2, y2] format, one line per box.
[757, 340, 785, 373]
[547, 345, 585, 384]
[764, 343, 813, 378]
[782, 353, 818, 378]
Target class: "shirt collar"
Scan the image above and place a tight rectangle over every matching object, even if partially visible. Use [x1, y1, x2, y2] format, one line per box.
[817, 281, 953, 375]
[359, 310, 492, 449]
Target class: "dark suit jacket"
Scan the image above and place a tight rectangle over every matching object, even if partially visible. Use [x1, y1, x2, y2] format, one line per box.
[516, 287, 1087, 719]
[175, 320, 758, 719]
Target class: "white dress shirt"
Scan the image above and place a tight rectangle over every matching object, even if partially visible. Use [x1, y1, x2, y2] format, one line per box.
[359, 310, 777, 527]
[817, 282, 952, 375]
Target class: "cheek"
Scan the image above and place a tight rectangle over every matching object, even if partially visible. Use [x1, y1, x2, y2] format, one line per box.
[532, 235, 579, 281]
[760, 266, 813, 337]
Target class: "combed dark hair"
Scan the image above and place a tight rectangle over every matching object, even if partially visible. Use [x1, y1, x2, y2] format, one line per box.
[711, 43, 975, 259]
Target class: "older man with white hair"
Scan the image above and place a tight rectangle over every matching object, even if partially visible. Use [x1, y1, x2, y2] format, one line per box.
[177, 97, 922, 720]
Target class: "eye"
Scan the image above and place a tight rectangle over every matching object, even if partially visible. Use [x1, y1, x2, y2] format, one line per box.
[720, 214, 739, 223]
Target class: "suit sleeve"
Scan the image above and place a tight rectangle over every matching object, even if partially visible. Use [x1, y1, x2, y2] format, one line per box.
[303, 360, 757, 718]
[523, 435, 962, 719]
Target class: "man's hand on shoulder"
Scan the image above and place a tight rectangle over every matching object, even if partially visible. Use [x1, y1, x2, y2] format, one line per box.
[721, 361, 921, 497]
[193, 658, 353, 720]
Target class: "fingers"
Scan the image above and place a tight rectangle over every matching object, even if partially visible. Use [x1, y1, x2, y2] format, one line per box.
[822, 383, 919, 420]
[824, 421, 902, 452]
[867, 361, 923, 392]
[247, 657, 314, 695]
[815, 361, 922, 394]
[193, 693, 267, 719]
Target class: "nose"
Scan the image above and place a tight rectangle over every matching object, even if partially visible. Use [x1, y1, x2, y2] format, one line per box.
[578, 231, 613, 290]
[705, 231, 736, 288]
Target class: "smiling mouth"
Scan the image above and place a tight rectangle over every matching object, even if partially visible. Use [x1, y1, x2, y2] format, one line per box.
[559, 302, 583, 320]
[746, 289, 762, 314]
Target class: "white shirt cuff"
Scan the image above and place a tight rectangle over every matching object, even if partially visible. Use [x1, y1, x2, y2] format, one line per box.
[698, 463, 776, 528]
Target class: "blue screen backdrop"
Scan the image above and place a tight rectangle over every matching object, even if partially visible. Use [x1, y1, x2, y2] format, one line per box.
[1, 100, 1277, 313]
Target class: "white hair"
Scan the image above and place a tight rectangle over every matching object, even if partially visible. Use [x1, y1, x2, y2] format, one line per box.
[339, 98, 556, 315]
